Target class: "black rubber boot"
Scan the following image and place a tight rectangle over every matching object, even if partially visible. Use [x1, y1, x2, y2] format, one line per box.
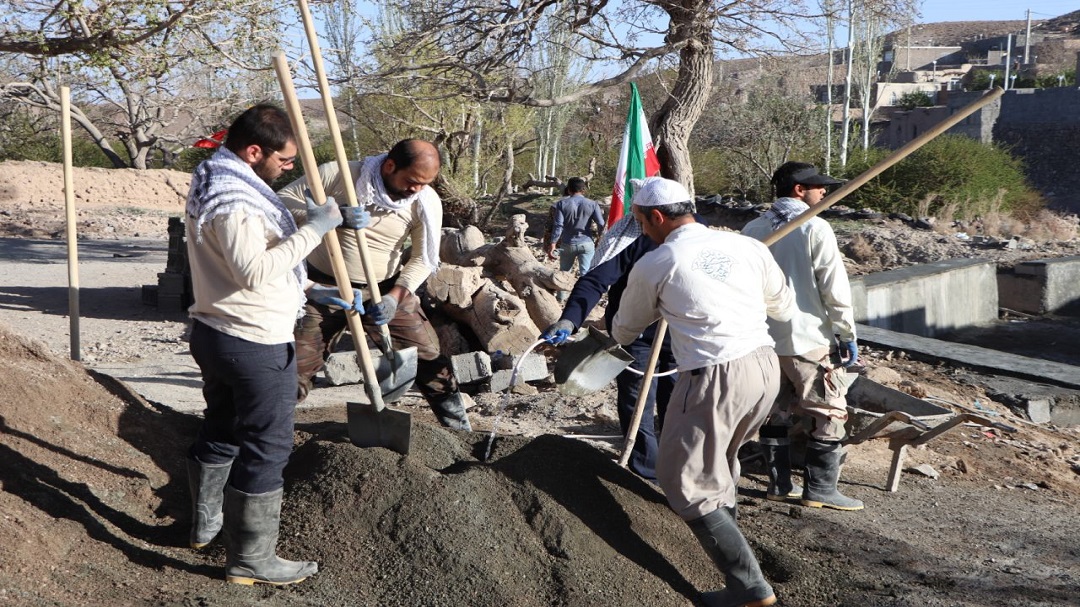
[429, 392, 472, 431]
[223, 486, 318, 586]
[801, 440, 864, 511]
[687, 508, 777, 607]
[758, 425, 802, 502]
[186, 457, 232, 549]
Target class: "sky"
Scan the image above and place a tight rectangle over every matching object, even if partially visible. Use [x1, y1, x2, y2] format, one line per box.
[917, 1, 1076, 24]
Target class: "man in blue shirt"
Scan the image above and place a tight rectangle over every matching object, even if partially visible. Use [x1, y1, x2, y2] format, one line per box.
[544, 177, 604, 285]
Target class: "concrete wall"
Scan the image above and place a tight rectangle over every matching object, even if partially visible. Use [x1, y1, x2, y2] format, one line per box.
[851, 259, 998, 337]
[991, 86, 1080, 212]
[998, 256, 1080, 315]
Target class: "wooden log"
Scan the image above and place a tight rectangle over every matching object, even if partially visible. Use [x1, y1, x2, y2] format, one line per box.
[426, 265, 486, 308]
[440, 279, 541, 355]
[435, 217, 576, 338]
[482, 215, 573, 329]
[440, 225, 490, 267]
[520, 174, 564, 191]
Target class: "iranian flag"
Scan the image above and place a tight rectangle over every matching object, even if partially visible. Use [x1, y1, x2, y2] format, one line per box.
[607, 83, 661, 227]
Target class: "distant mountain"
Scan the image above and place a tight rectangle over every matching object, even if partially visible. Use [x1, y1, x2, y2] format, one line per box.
[883, 20, 1029, 47]
[1039, 10, 1080, 36]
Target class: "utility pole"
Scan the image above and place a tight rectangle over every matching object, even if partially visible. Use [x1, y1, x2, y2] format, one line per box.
[839, 0, 855, 168]
[1024, 9, 1032, 64]
[1004, 33, 1013, 90]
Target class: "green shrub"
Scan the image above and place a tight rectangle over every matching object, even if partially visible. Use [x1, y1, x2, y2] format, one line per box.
[837, 135, 1040, 217]
[896, 90, 934, 110]
[968, 71, 1001, 90]
[0, 131, 114, 167]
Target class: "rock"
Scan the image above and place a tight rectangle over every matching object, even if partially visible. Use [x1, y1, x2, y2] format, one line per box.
[906, 464, 939, 479]
[451, 351, 493, 384]
[324, 351, 362, 386]
[864, 366, 903, 386]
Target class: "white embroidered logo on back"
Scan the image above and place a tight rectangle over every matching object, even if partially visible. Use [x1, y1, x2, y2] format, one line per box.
[693, 249, 733, 281]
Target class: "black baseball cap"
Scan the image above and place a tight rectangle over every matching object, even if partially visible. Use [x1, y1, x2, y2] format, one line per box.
[791, 166, 844, 187]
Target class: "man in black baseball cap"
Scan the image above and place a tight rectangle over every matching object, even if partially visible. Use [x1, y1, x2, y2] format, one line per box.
[787, 163, 845, 188]
[741, 160, 864, 512]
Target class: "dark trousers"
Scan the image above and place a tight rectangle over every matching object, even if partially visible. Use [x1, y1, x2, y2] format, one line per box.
[188, 321, 296, 494]
[294, 288, 458, 406]
[617, 331, 677, 482]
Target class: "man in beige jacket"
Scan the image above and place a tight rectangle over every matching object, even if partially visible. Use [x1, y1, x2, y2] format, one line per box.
[185, 104, 364, 585]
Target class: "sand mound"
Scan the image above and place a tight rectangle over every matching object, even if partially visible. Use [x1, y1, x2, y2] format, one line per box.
[0, 320, 716, 605]
[280, 426, 712, 605]
[2, 318, 1079, 606]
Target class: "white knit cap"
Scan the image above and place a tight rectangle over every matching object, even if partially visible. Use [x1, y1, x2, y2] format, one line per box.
[630, 176, 691, 207]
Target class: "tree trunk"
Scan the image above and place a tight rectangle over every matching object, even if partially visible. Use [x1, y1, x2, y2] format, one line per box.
[840, 0, 855, 169]
[651, 5, 714, 196]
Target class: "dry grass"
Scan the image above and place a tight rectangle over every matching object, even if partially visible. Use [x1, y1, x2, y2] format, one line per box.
[915, 193, 938, 219]
[927, 189, 1079, 242]
[844, 233, 877, 263]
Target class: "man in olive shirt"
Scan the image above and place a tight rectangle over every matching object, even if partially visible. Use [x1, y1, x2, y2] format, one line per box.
[277, 139, 471, 431]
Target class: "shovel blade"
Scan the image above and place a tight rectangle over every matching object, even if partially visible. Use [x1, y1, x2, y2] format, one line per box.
[370, 345, 418, 403]
[346, 401, 411, 455]
[553, 326, 634, 396]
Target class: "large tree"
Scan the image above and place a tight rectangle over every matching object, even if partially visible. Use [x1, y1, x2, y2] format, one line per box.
[350, 0, 823, 194]
[0, 0, 207, 55]
[1, 0, 285, 168]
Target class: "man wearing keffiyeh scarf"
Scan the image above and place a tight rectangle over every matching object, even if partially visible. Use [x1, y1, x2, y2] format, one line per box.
[742, 161, 865, 513]
[183, 104, 347, 587]
[278, 139, 473, 432]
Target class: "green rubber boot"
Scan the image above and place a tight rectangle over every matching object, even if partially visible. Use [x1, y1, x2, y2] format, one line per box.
[223, 486, 318, 586]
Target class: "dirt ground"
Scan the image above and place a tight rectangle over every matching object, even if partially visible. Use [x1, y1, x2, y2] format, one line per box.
[1, 160, 1079, 606]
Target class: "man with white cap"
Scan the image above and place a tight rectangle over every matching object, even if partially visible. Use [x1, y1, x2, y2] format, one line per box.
[742, 161, 863, 511]
[611, 177, 796, 607]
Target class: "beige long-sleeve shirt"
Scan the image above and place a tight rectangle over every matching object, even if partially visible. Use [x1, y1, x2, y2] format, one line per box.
[742, 210, 856, 357]
[277, 160, 434, 299]
[187, 210, 323, 344]
[612, 223, 796, 372]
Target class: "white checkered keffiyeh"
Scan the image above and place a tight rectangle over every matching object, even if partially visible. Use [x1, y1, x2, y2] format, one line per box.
[185, 146, 307, 314]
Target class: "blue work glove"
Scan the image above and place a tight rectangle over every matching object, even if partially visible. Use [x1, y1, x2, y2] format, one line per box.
[367, 294, 398, 326]
[341, 206, 371, 230]
[841, 340, 859, 367]
[308, 284, 364, 313]
[304, 189, 343, 236]
[541, 319, 575, 345]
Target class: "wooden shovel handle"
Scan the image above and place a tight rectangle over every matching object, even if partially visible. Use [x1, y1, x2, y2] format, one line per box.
[618, 320, 667, 468]
[272, 51, 386, 412]
[296, 0, 389, 329]
[762, 87, 1005, 247]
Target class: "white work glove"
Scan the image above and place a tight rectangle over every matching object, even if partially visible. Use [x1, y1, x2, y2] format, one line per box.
[304, 189, 343, 236]
[308, 285, 364, 313]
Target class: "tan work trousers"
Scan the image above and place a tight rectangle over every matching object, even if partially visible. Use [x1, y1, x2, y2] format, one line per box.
[773, 346, 848, 442]
[657, 346, 780, 521]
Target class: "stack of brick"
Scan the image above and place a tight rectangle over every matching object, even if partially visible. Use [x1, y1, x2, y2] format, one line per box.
[322, 348, 552, 394]
[143, 216, 193, 310]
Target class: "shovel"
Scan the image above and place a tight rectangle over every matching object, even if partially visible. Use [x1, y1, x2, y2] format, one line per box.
[296, 0, 418, 404]
[553, 326, 634, 396]
[273, 52, 411, 455]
